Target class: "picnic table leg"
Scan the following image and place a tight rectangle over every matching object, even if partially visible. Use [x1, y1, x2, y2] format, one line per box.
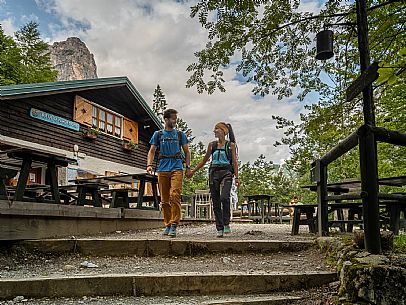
[306, 208, 317, 233]
[14, 157, 32, 201]
[347, 208, 356, 232]
[77, 186, 87, 206]
[47, 161, 61, 204]
[152, 181, 159, 210]
[291, 207, 301, 235]
[0, 179, 7, 198]
[137, 179, 146, 208]
[122, 191, 129, 209]
[389, 203, 401, 235]
[336, 208, 346, 232]
[92, 189, 102, 207]
[110, 191, 117, 208]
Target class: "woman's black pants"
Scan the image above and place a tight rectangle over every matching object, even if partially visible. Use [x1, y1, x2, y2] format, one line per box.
[209, 167, 233, 231]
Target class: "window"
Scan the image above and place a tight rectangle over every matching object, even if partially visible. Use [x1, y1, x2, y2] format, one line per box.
[107, 113, 113, 135]
[92, 107, 97, 128]
[91, 105, 123, 138]
[115, 116, 121, 137]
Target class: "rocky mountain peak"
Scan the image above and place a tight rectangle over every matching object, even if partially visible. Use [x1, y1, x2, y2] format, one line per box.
[49, 37, 98, 81]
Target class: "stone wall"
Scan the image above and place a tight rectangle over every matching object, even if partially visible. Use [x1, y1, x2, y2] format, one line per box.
[317, 236, 406, 305]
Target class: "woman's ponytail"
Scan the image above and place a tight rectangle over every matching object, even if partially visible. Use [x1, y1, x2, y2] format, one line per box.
[227, 123, 236, 143]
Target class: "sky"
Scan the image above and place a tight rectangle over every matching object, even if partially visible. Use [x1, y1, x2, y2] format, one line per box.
[0, 0, 322, 164]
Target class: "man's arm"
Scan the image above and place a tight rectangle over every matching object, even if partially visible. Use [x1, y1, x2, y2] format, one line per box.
[147, 145, 157, 174]
[182, 143, 191, 175]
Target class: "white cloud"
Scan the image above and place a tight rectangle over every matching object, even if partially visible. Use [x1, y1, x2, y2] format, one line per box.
[0, 17, 17, 36]
[43, 0, 305, 163]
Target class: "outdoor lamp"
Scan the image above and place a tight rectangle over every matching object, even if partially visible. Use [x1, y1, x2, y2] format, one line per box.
[316, 29, 334, 60]
[73, 144, 79, 157]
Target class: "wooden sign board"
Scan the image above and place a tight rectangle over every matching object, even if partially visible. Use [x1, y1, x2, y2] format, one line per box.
[346, 62, 379, 102]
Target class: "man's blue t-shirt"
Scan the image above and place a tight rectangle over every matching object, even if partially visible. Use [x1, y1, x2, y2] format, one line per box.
[150, 129, 188, 172]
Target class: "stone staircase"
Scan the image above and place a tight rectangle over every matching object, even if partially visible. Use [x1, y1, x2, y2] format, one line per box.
[0, 224, 338, 304]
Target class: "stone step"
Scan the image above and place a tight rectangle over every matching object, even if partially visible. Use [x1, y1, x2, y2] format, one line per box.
[201, 295, 302, 305]
[0, 271, 337, 300]
[6, 294, 305, 305]
[17, 239, 313, 257]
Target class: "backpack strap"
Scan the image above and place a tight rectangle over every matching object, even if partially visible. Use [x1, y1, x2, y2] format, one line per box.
[156, 129, 184, 160]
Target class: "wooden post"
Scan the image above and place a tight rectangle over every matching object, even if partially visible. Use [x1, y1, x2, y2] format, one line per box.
[358, 126, 381, 253]
[315, 160, 328, 236]
[356, 0, 381, 254]
[47, 161, 61, 204]
[14, 157, 32, 201]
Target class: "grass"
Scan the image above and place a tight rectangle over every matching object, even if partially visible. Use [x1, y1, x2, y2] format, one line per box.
[393, 233, 406, 253]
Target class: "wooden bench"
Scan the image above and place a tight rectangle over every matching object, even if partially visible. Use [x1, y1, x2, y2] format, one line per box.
[99, 187, 139, 208]
[284, 202, 364, 235]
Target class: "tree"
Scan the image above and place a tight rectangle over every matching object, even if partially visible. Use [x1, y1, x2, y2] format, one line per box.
[188, 0, 406, 188]
[182, 141, 209, 195]
[176, 117, 195, 143]
[151, 84, 195, 142]
[0, 25, 22, 85]
[14, 21, 57, 84]
[152, 84, 168, 125]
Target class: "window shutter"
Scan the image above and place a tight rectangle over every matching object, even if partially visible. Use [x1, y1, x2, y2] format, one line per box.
[123, 118, 138, 143]
[74, 96, 93, 126]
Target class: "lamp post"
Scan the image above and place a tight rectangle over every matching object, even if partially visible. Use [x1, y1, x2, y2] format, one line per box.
[316, 0, 381, 253]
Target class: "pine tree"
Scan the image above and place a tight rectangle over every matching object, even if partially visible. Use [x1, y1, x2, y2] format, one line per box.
[14, 21, 57, 84]
[176, 117, 195, 143]
[152, 84, 168, 125]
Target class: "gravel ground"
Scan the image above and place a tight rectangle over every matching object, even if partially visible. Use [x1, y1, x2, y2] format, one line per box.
[0, 246, 333, 279]
[79, 223, 315, 241]
[0, 223, 339, 305]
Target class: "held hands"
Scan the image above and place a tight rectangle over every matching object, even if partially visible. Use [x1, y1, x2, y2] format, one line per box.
[234, 177, 240, 188]
[185, 168, 193, 179]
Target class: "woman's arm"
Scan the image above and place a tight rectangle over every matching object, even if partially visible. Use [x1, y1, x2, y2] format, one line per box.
[231, 142, 240, 187]
[191, 143, 212, 175]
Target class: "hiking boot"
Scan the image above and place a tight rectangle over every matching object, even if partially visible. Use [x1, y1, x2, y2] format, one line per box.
[216, 230, 224, 238]
[168, 224, 177, 237]
[224, 225, 232, 234]
[162, 225, 171, 236]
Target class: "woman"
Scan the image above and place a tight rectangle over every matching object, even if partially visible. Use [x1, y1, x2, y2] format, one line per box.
[187, 122, 240, 237]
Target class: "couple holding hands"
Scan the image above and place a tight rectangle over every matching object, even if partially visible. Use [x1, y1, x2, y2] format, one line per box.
[147, 109, 239, 238]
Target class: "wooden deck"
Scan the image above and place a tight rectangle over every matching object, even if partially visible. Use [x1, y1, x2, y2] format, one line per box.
[0, 200, 208, 240]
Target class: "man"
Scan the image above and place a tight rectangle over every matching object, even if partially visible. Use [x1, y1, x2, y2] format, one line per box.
[147, 109, 191, 237]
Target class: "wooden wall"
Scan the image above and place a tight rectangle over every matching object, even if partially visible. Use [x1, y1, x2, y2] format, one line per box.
[0, 93, 153, 169]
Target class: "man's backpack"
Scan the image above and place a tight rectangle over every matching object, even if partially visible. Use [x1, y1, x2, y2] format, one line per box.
[154, 129, 185, 162]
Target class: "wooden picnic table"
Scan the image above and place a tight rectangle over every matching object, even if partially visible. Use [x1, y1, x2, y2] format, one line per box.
[302, 175, 406, 234]
[0, 148, 77, 204]
[243, 194, 274, 224]
[72, 173, 159, 209]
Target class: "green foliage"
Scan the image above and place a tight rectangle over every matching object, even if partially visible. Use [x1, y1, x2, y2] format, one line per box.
[122, 140, 138, 150]
[0, 26, 23, 85]
[188, 0, 406, 188]
[393, 234, 406, 253]
[85, 127, 100, 136]
[151, 84, 195, 143]
[0, 22, 57, 85]
[14, 21, 57, 84]
[176, 117, 195, 143]
[152, 84, 168, 125]
[183, 141, 209, 195]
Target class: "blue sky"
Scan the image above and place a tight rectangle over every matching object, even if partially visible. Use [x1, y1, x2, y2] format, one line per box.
[0, 0, 324, 164]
